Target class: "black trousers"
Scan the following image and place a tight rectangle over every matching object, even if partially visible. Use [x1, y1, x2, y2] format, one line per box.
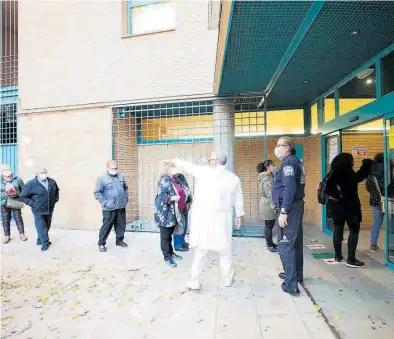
[98, 209, 126, 246]
[34, 213, 53, 245]
[265, 219, 276, 248]
[333, 218, 360, 261]
[278, 200, 304, 290]
[160, 226, 175, 260]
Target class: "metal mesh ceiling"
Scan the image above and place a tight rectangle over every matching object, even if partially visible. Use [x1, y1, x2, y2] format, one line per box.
[219, 1, 394, 108]
[219, 1, 312, 95]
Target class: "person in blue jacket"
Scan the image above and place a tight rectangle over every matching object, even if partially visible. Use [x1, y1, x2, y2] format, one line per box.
[94, 160, 129, 252]
[20, 168, 60, 251]
[272, 136, 305, 296]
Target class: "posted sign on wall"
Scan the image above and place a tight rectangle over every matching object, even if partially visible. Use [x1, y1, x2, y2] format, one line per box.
[352, 146, 367, 156]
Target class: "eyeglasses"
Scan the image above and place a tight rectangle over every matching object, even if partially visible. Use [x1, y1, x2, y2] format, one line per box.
[276, 144, 288, 148]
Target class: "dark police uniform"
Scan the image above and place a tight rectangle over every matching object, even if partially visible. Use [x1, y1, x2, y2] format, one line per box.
[272, 154, 305, 291]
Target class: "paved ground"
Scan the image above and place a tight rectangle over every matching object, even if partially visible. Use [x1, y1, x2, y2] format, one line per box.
[1, 225, 334, 339]
[303, 225, 394, 339]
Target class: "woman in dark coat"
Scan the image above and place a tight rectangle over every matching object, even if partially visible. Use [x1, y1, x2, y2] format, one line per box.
[154, 163, 192, 268]
[326, 153, 373, 268]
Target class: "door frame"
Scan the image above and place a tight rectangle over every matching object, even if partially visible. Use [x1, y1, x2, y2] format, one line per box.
[321, 131, 342, 235]
[383, 111, 394, 269]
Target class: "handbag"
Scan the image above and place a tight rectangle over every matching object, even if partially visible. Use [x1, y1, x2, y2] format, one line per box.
[373, 177, 385, 213]
[6, 197, 24, 210]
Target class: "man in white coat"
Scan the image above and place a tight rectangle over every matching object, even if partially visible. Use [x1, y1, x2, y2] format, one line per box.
[169, 151, 245, 290]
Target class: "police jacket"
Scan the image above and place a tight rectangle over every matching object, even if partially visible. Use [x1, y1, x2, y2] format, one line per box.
[20, 177, 60, 215]
[272, 154, 305, 213]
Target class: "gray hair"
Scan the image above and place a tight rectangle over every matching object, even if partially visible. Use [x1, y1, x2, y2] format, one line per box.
[211, 151, 227, 165]
[36, 167, 48, 174]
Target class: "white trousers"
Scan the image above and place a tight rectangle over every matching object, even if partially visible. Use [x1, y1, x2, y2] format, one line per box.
[189, 247, 234, 284]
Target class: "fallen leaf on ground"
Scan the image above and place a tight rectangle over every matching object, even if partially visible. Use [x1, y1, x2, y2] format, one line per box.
[334, 314, 342, 320]
[72, 311, 89, 319]
[314, 305, 321, 311]
[128, 297, 135, 303]
[70, 301, 80, 310]
[150, 317, 156, 323]
[1, 316, 14, 321]
[278, 315, 284, 319]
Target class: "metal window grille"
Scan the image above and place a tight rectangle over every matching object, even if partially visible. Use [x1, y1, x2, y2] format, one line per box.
[112, 95, 273, 237]
[0, 103, 17, 145]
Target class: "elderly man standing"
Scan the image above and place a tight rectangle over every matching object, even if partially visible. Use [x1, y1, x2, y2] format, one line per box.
[20, 168, 60, 251]
[94, 160, 129, 252]
[170, 151, 245, 290]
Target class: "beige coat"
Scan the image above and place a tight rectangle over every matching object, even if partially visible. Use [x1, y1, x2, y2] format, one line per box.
[258, 172, 276, 221]
[173, 160, 245, 251]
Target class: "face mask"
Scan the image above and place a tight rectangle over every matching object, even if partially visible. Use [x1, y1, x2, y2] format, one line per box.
[39, 174, 48, 181]
[108, 169, 118, 176]
[272, 167, 277, 175]
[274, 147, 282, 159]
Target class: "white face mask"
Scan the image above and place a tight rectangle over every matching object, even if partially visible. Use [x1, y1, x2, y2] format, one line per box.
[274, 147, 282, 159]
[108, 169, 118, 176]
[39, 174, 48, 181]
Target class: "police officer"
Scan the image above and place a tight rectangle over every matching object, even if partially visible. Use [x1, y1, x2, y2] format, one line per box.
[272, 136, 305, 296]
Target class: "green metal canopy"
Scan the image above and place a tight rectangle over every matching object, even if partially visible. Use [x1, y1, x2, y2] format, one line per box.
[215, 0, 394, 107]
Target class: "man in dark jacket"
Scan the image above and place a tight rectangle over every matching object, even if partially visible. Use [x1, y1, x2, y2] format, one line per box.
[20, 168, 60, 251]
[94, 160, 129, 252]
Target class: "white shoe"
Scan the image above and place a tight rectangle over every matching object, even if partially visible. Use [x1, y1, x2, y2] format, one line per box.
[186, 281, 200, 290]
[224, 278, 233, 287]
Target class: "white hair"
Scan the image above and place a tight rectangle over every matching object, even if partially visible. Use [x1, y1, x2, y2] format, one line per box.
[211, 151, 227, 165]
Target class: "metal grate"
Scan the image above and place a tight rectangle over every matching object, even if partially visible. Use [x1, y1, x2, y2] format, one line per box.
[112, 95, 269, 237]
[0, 103, 17, 145]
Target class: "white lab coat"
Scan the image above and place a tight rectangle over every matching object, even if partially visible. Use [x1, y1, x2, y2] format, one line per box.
[174, 160, 245, 251]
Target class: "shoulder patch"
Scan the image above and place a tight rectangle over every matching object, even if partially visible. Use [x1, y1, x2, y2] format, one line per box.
[283, 166, 295, 177]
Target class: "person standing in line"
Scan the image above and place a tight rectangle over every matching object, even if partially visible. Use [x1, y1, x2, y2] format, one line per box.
[154, 163, 191, 267]
[257, 160, 278, 253]
[366, 152, 385, 252]
[272, 136, 305, 296]
[169, 151, 245, 290]
[1, 165, 28, 244]
[94, 160, 129, 252]
[20, 168, 59, 251]
[326, 153, 373, 267]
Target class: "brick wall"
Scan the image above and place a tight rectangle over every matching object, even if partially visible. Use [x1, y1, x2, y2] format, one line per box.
[303, 135, 322, 226]
[19, 0, 218, 111]
[112, 112, 139, 223]
[18, 107, 112, 230]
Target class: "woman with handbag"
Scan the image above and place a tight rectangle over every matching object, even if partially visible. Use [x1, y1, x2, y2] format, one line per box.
[0, 165, 28, 244]
[154, 162, 190, 268]
[366, 153, 385, 252]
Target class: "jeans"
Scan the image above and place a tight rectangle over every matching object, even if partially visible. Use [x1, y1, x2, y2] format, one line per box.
[34, 213, 53, 246]
[160, 226, 175, 260]
[174, 214, 188, 249]
[333, 218, 360, 261]
[98, 209, 126, 245]
[370, 206, 384, 246]
[264, 219, 276, 247]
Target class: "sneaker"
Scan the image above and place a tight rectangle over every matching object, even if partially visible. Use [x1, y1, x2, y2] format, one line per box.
[335, 256, 344, 263]
[174, 245, 189, 252]
[281, 283, 300, 296]
[370, 245, 380, 252]
[37, 240, 52, 246]
[266, 247, 279, 253]
[19, 234, 28, 241]
[3, 236, 11, 244]
[186, 281, 200, 290]
[224, 278, 233, 287]
[98, 245, 107, 252]
[165, 258, 177, 268]
[116, 241, 128, 248]
[41, 244, 49, 252]
[172, 253, 182, 261]
[345, 259, 365, 268]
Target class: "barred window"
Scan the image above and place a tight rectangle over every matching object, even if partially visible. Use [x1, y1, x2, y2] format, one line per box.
[1, 103, 17, 144]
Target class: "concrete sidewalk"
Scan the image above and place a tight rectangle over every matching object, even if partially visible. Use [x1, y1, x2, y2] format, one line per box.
[1, 226, 334, 339]
[302, 224, 394, 339]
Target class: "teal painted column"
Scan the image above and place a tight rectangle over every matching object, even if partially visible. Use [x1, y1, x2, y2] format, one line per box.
[213, 98, 235, 172]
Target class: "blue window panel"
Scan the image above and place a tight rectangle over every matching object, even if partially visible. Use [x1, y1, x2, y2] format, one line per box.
[0, 144, 18, 175]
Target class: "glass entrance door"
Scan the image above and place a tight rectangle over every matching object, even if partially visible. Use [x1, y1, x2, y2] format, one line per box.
[322, 132, 341, 234]
[384, 116, 394, 267]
